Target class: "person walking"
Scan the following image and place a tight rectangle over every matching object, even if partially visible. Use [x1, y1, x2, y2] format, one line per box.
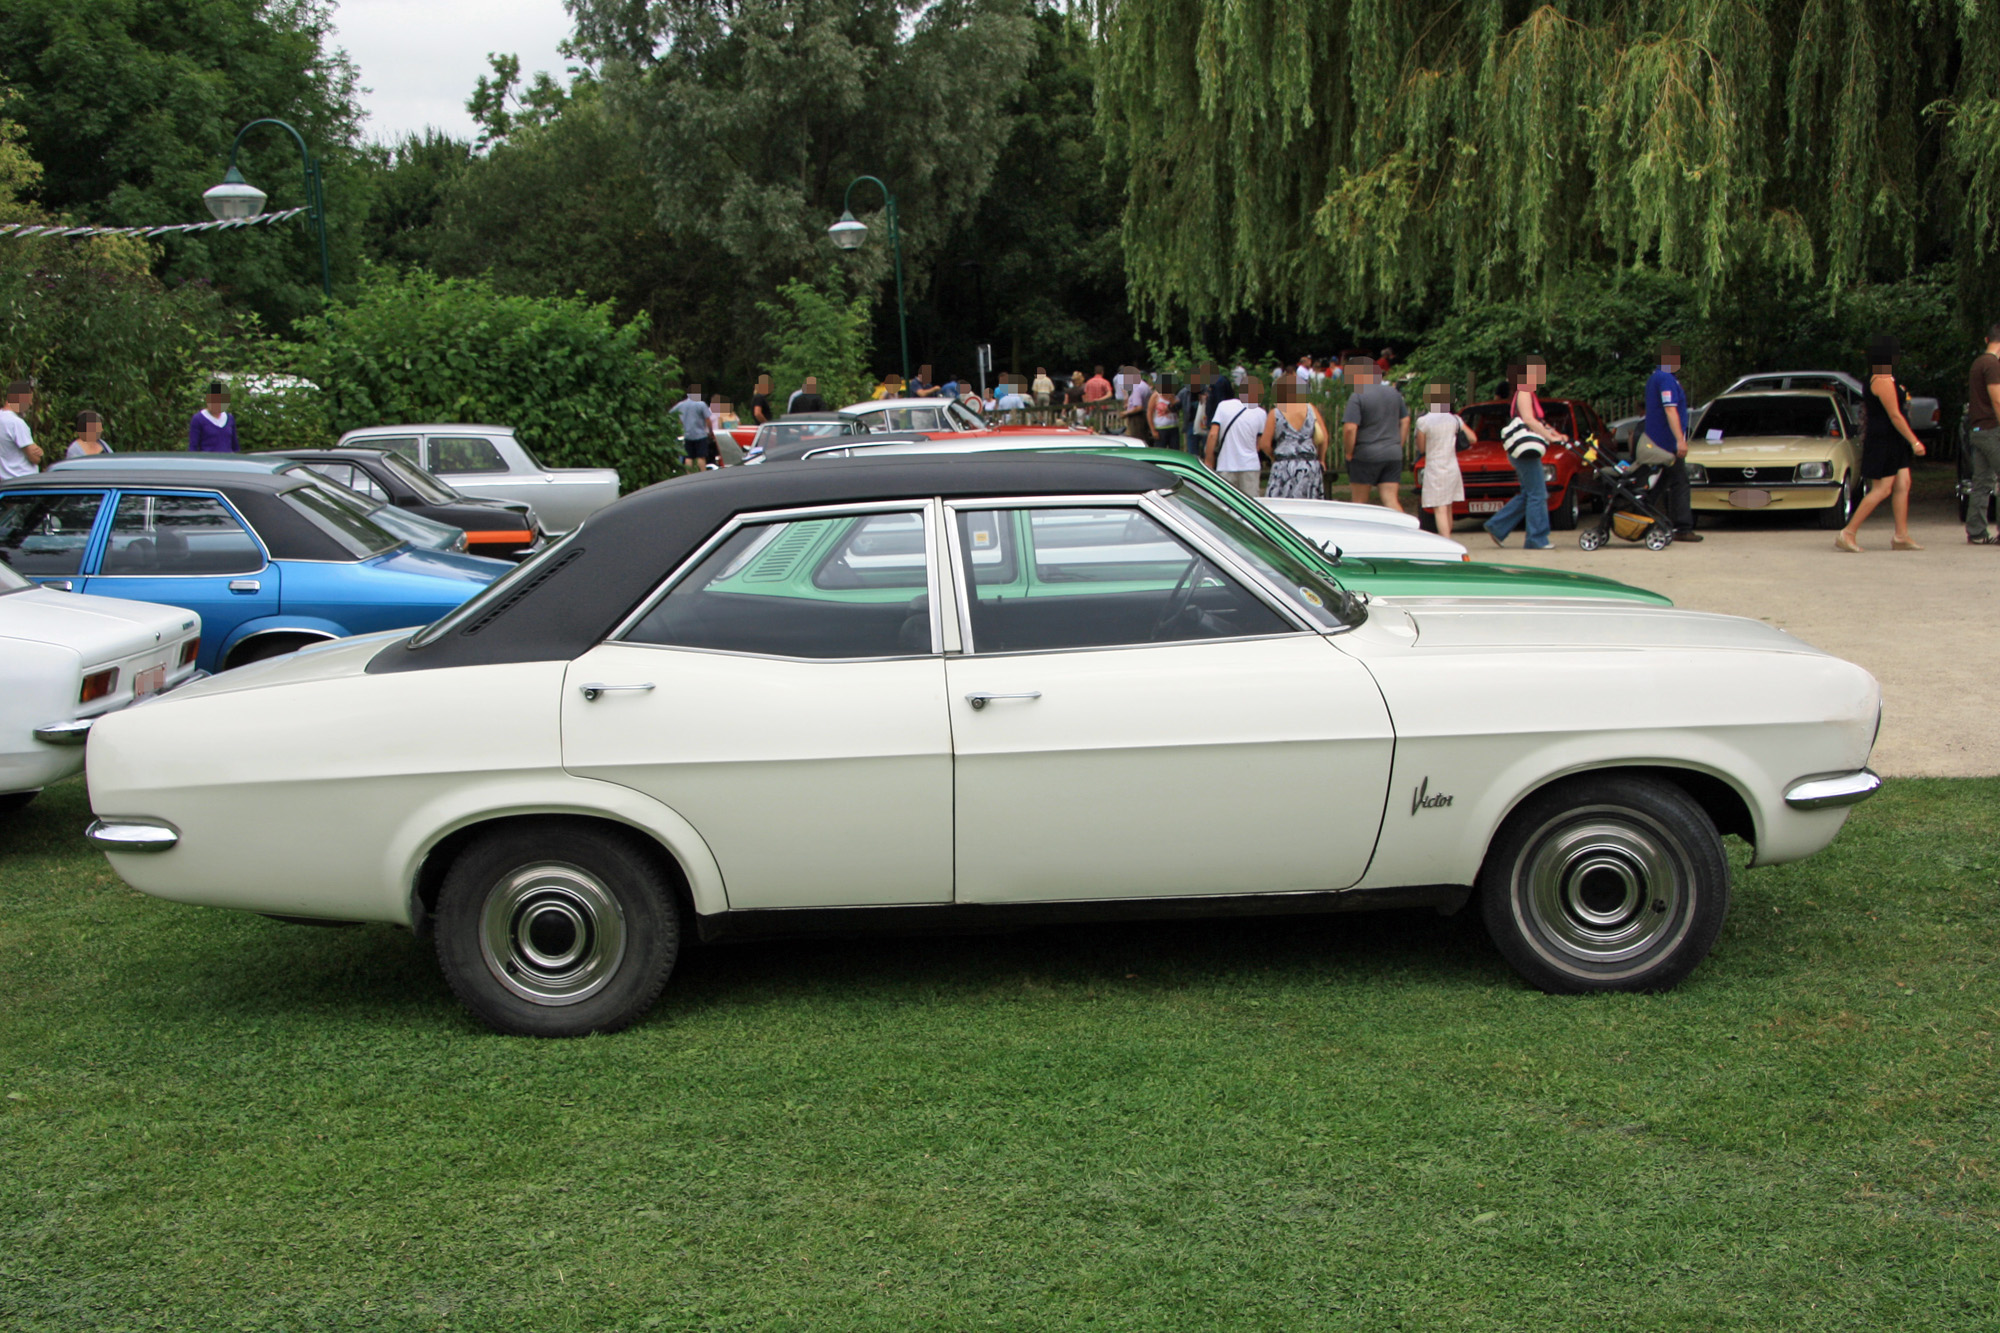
[675, 385, 718, 472]
[1837, 337, 1927, 551]
[1415, 384, 1473, 534]
[188, 381, 240, 453]
[1032, 367, 1054, 412]
[66, 410, 113, 459]
[1484, 357, 1566, 550]
[0, 381, 42, 477]
[1148, 374, 1180, 445]
[1082, 366, 1113, 425]
[1064, 370, 1087, 425]
[1964, 323, 2000, 544]
[1636, 342, 1700, 540]
[1122, 370, 1154, 441]
[1340, 358, 1410, 510]
[1260, 376, 1327, 498]
[1206, 376, 1267, 498]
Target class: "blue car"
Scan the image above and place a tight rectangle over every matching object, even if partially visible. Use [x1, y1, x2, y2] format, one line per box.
[0, 468, 506, 671]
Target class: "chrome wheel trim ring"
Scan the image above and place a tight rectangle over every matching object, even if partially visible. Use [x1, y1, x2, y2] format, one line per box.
[479, 862, 628, 1006]
[1513, 808, 1695, 975]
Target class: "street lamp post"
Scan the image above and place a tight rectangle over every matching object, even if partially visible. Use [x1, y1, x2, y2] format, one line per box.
[203, 118, 331, 299]
[827, 175, 909, 386]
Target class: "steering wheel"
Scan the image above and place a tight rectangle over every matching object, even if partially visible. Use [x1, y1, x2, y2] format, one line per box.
[1149, 558, 1209, 641]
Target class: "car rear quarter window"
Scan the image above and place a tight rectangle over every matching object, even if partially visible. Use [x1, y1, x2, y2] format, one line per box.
[356, 436, 423, 466]
[278, 485, 399, 558]
[431, 436, 509, 473]
[100, 493, 263, 575]
[0, 492, 105, 577]
[624, 511, 934, 659]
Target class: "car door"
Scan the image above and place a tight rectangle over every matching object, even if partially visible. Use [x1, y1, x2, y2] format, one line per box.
[943, 497, 1395, 904]
[427, 433, 551, 512]
[0, 490, 110, 590]
[562, 503, 953, 910]
[80, 490, 277, 669]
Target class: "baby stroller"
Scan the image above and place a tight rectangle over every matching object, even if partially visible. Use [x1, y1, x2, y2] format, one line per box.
[1576, 444, 1675, 551]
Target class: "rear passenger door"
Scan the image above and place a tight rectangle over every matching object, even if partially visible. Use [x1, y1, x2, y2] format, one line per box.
[80, 490, 277, 668]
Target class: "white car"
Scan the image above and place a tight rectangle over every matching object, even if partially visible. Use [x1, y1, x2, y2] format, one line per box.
[2, 560, 201, 811]
[84, 455, 1880, 1035]
[335, 425, 619, 534]
[841, 397, 991, 433]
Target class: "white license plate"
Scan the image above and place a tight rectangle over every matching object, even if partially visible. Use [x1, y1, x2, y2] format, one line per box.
[1468, 500, 1504, 514]
[132, 664, 168, 698]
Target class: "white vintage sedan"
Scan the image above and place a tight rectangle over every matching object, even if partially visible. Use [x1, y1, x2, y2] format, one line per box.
[2, 560, 201, 811]
[83, 455, 1881, 1035]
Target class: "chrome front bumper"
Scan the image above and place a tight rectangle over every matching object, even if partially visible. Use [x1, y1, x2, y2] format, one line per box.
[1784, 769, 1882, 811]
[32, 719, 93, 746]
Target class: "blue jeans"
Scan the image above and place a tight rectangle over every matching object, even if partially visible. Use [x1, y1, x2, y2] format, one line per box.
[1485, 451, 1551, 547]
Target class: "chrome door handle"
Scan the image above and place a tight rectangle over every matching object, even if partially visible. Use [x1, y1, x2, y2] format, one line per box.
[43, 579, 73, 591]
[229, 580, 261, 593]
[579, 682, 656, 701]
[966, 691, 1042, 710]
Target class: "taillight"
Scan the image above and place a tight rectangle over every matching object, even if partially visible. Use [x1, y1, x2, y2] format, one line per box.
[80, 668, 118, 703]
[180, 638, 200, 667]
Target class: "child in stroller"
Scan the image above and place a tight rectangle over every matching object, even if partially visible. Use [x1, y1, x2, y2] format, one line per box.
[1577, 442, 1676, 550]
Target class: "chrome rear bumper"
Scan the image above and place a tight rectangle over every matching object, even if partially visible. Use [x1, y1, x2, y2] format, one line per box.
[85, 818, 180, 853]
[1784, 769, 1882, 811]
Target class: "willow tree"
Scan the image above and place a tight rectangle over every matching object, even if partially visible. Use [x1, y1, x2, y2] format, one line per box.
[1099, 0, 2000, 329]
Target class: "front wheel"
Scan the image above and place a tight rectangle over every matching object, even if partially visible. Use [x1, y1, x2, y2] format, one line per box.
[1817, 477, 1856, 530]
[1479, 774, 1730, 993]
[1578, 523, 1608, 551]
[435, 821, 681, 1036]
[1643, 523, 1674, 550]
[1550, 484, 1581, 530]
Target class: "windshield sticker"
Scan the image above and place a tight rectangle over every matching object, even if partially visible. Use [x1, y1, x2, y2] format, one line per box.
[972, 529, 993, 548]
[1298, 586, 1324, 607]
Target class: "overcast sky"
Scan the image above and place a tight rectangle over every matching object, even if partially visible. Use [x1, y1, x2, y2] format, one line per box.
[332, 0, 579, 144]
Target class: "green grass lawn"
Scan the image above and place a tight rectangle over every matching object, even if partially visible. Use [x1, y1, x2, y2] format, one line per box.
[2, 777, 1996, 1331]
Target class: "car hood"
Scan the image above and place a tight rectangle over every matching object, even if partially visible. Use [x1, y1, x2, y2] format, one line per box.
[1257, 497, 1420, 530]
[0, 586, 198, 662]
[1389, 599, 1820, 654]
[1687, 437, 1835, 461]
[1342, 559, 1672, 605]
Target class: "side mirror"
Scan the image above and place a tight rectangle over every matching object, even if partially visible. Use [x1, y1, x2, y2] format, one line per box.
[1318, 539, 1344, 565]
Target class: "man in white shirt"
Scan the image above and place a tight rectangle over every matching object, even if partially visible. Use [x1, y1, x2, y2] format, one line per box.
[0, 381, 43, 478]
[1205, 377, 1267, 497]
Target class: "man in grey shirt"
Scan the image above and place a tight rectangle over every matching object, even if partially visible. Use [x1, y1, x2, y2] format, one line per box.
[1340, 360, 1409, 511]
[674, 386, 719, 471]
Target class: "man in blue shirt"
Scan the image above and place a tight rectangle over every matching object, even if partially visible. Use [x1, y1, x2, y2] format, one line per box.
[1639, 342, 1699, 541]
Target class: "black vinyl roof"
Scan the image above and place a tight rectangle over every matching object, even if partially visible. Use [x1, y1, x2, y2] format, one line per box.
[0, 467, 365, 562]
[369, 453, 1176, 673]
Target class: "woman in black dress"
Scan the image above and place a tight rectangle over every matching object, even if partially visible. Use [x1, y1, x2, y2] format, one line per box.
[1836, 336, 1927, 552]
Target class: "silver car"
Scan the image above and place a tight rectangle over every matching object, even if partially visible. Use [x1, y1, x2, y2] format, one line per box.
[335, 425, 620, 534]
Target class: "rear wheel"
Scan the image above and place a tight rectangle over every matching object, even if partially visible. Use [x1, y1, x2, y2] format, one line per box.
[1643, 524, 1674, 550]
[1480, 774, 1730, 993]
[1817, 476, 1856, 530]
[435, 821, 681, 1036]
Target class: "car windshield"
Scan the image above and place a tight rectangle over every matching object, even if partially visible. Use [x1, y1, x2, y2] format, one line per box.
[1701, 396, 1845, 440]
[377, 452, 462, 504]
[1160, 483, 1355, 629]
[0, 557, 25, 593]
[1461, 404, 1510, 442]
[279, 483, 401, 558]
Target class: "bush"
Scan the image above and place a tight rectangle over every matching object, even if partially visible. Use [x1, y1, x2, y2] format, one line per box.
[757, 276, 873, 412]
[297, 269, 683, 488]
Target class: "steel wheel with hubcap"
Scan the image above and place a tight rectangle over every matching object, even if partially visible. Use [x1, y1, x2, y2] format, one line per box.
[436, 820, 680, 1035]
[1817, 476, 1856, 530]
[1480, 774, 1729, 992]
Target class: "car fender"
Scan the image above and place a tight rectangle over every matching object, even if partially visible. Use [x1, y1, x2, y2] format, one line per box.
[394, 773, 730, 926]
[217, 614, 350, 661]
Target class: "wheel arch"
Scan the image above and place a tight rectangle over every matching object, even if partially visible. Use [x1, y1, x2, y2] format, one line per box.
[1485, 762, 1758, 867]
[217, 618, 347, 668]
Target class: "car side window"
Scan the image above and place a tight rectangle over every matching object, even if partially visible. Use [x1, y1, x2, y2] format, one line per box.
[99, 493, 263, 576]
[336, 464, 388, 500]
[360, 436, 423, 466]
[954, 506, 1290, 653]
[430, 436, 508, 473]
[0, 492, 105, 577]
[624, 510, 934, 659]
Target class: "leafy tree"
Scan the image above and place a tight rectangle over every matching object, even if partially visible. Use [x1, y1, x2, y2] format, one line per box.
[0, 0, 366, 330]
[294, 269, 684, 488]
[1098, 0, 2000, 332]
[358, 131, 474, 272]
[570, 0, 1039, 356]
[757, 274, 874, 410]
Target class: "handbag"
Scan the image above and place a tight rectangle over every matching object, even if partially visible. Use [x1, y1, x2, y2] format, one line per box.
[1502, 416, 1547, 460]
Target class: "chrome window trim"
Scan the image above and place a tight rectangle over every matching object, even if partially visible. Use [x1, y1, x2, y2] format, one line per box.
[607, 498, 940, 657]
[90, 487, 272, 580]
[937, 492, 1321, 657]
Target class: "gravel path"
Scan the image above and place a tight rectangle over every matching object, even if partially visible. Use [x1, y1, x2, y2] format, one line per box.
[1457, 490, 1999, 777]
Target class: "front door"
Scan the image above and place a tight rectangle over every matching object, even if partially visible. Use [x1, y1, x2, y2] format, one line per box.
[943, 501, 1395, 904]
[0, 490, 109, 590]
[561, 505, 953, 910]
[79, 490, 277, 671]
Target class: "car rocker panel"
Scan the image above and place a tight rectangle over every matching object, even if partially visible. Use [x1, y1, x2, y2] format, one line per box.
[84, 455, 1881, 1034]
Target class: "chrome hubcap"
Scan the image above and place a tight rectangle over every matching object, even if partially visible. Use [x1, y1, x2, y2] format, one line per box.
[1518, 812, 1691, 970]
[480, 863, 627, 1005]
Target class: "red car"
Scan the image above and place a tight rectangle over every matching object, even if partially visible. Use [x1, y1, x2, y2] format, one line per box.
[1415, 397, 1611, 531]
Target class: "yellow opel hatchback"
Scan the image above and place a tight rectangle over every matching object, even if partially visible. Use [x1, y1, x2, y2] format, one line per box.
[1686, 390, 1859, 529]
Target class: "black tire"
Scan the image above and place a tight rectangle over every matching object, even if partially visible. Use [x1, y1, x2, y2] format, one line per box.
[1479, 774, 1730, 993]
[434, 820, 681, 1036]
[1643, 524, 1674, 550]
[1416, 507, 1438, 533]
[1577, 523, 1608, 551]
[0, 789, 39, 814]
[1550, 483, 1581, 530]
[1817, 476, 1856, 530]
